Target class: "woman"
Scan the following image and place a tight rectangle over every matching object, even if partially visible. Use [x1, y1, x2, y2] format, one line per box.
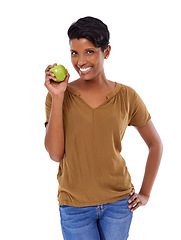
[44, 16, 163, 240]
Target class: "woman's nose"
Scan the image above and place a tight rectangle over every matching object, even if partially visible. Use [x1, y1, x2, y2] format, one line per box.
[77, 55, 87, 67]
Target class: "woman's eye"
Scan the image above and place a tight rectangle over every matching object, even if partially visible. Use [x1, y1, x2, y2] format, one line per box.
[87, 50, 94, 54]
[71, 51, 78, 56]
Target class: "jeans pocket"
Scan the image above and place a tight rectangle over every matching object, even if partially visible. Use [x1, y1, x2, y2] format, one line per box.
[109, 196, 131, 213]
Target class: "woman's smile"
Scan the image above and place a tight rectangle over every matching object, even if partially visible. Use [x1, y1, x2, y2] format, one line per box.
[78, 66, 93, 75]
[70, 38, 106, 81]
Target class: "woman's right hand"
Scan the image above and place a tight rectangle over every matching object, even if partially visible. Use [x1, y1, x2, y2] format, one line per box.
[44, 63, 70, 97]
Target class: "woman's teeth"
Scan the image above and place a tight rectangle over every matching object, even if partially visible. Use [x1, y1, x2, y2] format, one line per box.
[79, 67, 92, 72]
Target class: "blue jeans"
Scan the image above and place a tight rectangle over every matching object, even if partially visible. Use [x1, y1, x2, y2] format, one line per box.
[59, 196, 133, 240]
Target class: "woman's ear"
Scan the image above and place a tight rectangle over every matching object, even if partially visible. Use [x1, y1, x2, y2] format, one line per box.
[104, 45, 111, 59]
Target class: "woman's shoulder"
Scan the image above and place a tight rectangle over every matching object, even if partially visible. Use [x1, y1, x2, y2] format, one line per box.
[117, 82, 136, 96]
[67, 79, 80, 90]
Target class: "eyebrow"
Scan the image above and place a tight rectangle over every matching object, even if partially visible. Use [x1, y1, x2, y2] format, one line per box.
[70, 47, 96, 52]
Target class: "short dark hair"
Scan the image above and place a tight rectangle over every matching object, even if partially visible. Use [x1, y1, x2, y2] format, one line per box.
[67, 16, 110, 52]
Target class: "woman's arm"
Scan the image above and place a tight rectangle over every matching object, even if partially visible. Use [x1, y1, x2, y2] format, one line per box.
[44, 63, 70, 162]
[45, 94, 65, 162]
[128, 120, 163, 211]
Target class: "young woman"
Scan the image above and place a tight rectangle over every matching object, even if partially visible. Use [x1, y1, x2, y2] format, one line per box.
[44, 16, 163, 240]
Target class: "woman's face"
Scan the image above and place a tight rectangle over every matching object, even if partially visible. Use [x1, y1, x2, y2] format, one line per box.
[70, 38, 110, 81]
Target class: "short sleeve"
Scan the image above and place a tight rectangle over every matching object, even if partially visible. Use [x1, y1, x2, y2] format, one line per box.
[44, 92, 52, 127]
[128, 88, 151, 127]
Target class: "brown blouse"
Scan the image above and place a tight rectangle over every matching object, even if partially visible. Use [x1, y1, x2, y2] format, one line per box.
[45, 82, 151, 207]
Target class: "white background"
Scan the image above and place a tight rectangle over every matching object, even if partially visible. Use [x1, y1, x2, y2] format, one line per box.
[1, 0, 181, 239]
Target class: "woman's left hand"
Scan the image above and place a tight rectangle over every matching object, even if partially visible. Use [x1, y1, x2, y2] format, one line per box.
[128, 189, 149, 212]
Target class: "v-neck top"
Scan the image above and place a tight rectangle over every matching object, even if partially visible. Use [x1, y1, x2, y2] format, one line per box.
[45, 82, 151, 207]
[66, 81, 119, 109]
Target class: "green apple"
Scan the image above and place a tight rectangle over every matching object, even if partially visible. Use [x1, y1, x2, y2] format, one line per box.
[49, 64, 67, 82]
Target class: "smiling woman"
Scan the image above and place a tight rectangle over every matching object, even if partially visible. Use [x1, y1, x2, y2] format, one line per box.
[67, 16, 111, 84]
[44, 16, 163, 240]
[69, 38, 111, 80]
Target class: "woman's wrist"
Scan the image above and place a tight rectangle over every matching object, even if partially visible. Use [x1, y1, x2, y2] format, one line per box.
[139, 189, 150, 200]
[52, 92, 65, 102]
